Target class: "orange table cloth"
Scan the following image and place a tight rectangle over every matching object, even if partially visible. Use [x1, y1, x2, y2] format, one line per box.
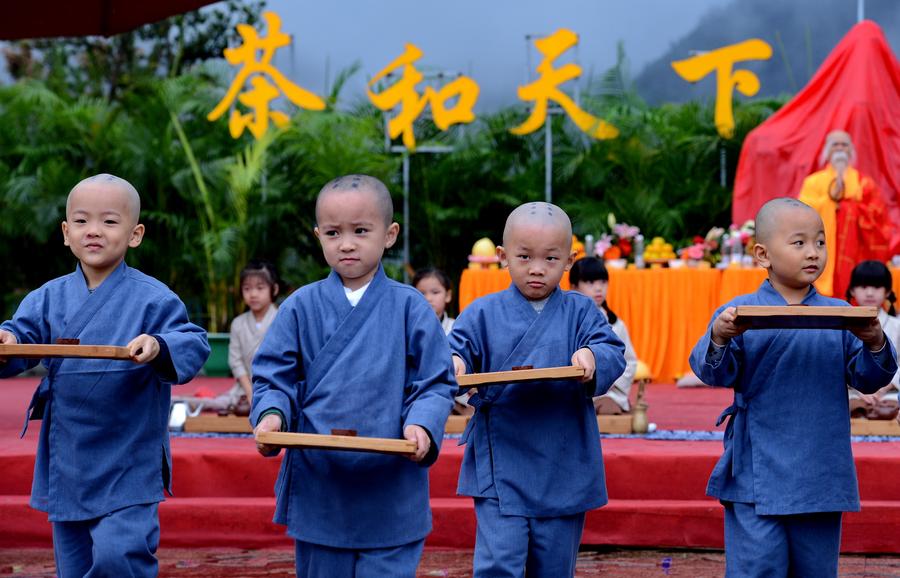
[458, 267, 769, 382]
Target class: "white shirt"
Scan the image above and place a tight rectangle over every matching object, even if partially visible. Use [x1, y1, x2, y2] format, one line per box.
[344, 282, 371, 307]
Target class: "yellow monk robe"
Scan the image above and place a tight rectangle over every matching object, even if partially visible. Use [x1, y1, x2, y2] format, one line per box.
[798, 165, 890, 297]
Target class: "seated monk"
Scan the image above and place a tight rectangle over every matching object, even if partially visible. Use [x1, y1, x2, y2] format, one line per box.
[798, 130, 892, 298]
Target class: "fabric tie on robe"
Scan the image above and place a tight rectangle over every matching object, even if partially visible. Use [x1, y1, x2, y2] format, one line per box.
[716, 392, 748, 477]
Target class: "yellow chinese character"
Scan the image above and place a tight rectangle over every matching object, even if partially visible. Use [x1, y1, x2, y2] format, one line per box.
[367, 43, 479, 151]
[511, 29, 618, 140]
[208, 11, 325, 140]
[671, 39, 772, 139]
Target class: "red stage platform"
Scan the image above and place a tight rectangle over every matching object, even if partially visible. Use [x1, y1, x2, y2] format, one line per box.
[3, 377, 900, 553]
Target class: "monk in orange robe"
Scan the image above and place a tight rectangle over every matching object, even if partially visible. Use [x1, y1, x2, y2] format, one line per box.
[798, 130, 891, 297]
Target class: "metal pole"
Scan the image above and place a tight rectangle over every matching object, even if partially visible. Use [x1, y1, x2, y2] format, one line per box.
[857, 0, 865, 22]
[545, 119, 552, 203]
[720, 145, 727, 189]
[402, 152, 410, 284]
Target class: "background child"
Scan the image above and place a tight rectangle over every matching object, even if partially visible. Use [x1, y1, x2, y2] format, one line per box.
[449, 202, 625, 578]
[413, 267, 455, 334]
[690, 197, 895, 577]
[251, 174, 455, 578]
[172, 259, 279, 415]
[414, 267, 473, 415]
[846, 260, 900, 418]
[228, 259, 279, 400]
[570, 256, 638, 414]
[0, 174, 209, 577]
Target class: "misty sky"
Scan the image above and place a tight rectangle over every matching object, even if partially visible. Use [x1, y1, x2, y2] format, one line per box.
[262, 0, 732, 110]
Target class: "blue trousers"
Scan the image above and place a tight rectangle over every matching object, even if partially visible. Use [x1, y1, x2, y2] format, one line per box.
[52, 502, 159, 578]
[724, 501, 842, 578]
[294, 538, 425, 578]
[473, 497, 586, 578]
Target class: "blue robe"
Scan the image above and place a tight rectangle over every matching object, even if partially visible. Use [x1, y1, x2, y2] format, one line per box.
[690, 280, 897, 514]
[447, 285, 626, 517]
[0, 261, 209, 521]
[250, 266, 456, 549]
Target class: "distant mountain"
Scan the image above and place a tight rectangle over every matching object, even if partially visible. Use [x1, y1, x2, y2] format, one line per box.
[634, 0, 900, 104]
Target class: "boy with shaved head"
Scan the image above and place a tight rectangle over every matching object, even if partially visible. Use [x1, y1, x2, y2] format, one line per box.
[251, 174, 455, 577]
[0, 173, 210, 576]
[448, 202, 626, 577]
[690, 197, 896, 577]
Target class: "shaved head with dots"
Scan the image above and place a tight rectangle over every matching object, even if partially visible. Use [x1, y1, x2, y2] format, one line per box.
[754, 197, 819, 244]
[503, 202, 573, 247]
[68, 173, 141, 224]
[316, 174, 394, 226]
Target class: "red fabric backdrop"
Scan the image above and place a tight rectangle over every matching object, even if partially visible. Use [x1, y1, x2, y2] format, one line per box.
[732, 21, 900, 254]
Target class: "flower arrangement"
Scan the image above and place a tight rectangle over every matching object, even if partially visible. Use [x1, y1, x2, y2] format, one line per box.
[679, 220, 755, 267]
[594, 214, 641, 262]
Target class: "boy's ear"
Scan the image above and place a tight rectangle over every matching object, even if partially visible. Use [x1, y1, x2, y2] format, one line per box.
[313, 227, 322, 243]
[128, 223, 145, 249]
[384, 222, 400, 248]
[565, 249, 576, 271]
[496, 245, 508, 267]
[61, 221, 70, 246]
[753, 242, 770, 269]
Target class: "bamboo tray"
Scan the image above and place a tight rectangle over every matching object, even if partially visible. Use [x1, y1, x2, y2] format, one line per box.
[456, 365, 585, 387]
[0, 343, 132, 360]
[733, 306, 877, 330]
[255, 431, 417, 456]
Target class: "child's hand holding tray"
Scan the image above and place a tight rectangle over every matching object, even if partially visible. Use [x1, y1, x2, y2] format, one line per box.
[457, 365, 585, 387]
[733, 305, 878, 330]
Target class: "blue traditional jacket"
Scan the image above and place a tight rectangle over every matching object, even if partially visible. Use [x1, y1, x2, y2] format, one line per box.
[0, 262, 209, 521]
[690, 280, 897, 514]
[250, 265, 456, 549]
[448, 285, 626, 517]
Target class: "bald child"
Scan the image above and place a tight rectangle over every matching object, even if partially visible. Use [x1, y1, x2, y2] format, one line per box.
[0, 173, 210, 577]
[690, 197, 896, 577]
[448, 202, 626, 578]
[250, 174, 455, 578]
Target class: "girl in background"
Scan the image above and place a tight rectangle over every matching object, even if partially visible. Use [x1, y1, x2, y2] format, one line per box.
[228, 259, 280, 403]
[413, 267, 455, 335]
[570, 257, 638, 414]
[414, 267, 470, 414]
[173, 259, 279, 415]
[846, 260, 900, 419]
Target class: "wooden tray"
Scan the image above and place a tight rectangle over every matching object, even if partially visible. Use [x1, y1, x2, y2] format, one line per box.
[442, 414, 632, 434]
[598, 414, 634, 434]
[445, 415, 470, 434]
[733, 306, 877, 329]
[256, 431, 417, 456]
[851, 418, 900, 436]
[0, 343, 132, 360]
[184, 414, 252, 433]
[456, 365, 585, 387]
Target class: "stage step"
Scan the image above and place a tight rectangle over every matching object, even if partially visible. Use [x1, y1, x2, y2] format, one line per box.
[5, 494, 900, 553]
[4, 441, 900, 501]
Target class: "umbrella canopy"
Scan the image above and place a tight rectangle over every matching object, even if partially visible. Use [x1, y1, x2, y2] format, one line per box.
[732, 20, 900, 253]
[1, 0, 219, 40]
